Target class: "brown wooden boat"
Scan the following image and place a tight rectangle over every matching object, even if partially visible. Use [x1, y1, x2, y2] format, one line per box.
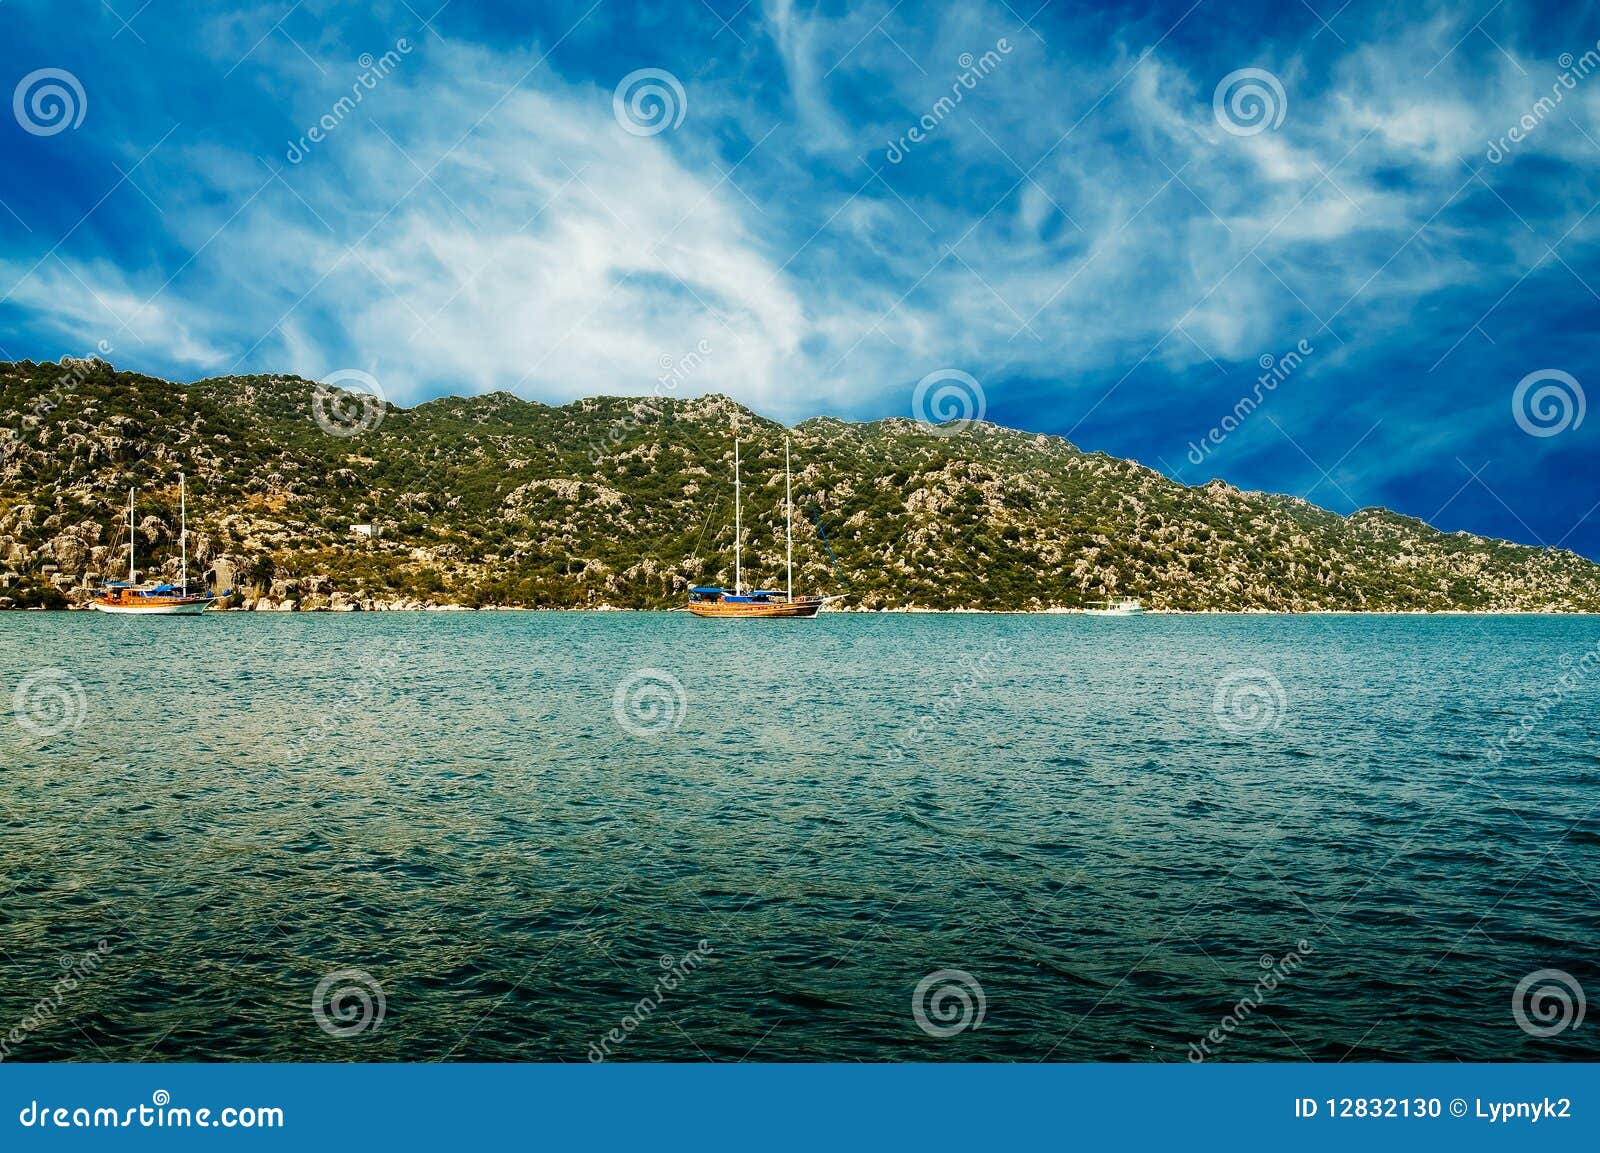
[688, 436, 832, 619]
[92, 476, 218, 615]
[92, 586, 215, 614]
[687, 590, 823, 618]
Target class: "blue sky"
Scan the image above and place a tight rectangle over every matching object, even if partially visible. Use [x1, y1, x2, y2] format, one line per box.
[2, 0, 1598, 555]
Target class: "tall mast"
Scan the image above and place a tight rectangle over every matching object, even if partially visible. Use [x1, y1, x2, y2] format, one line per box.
[733, 437, 742, 596]
[127, 487, 135, 583]
[180, 472, 187, 596]
[785, 437, 793, 603]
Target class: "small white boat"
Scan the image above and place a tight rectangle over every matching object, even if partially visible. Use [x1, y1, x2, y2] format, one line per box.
[92, 474, 217, 615]
[1083, 596, 1144, 615]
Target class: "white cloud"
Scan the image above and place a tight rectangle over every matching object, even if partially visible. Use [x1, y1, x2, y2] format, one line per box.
[5, 0, 1599, 438]
[0, 257, 224, 365]
[761, 0, 853, 153]
[8, 39, 823, 416]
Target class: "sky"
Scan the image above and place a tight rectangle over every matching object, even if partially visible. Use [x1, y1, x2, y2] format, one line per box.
[1, 0, 1598, 556]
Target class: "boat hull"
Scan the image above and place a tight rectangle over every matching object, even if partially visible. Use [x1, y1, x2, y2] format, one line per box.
[1084, 597, 1144, 615]
[687, 598, 822, 618]
[92, 598, 215, 615]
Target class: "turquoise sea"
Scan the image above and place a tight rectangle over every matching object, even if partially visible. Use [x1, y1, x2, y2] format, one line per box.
[1, 612, 1597, 1061]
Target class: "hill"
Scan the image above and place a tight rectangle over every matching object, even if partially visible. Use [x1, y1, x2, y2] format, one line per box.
[2, 358, 1597, 612]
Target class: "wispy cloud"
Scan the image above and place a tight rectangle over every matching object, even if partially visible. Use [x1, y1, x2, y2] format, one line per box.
[0, 0, 1596, 553]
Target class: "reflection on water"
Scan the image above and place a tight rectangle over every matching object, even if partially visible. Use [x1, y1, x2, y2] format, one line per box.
[1, 612, 1597, 1061]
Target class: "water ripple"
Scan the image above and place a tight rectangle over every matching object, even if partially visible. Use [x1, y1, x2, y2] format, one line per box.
[1, 612, 1597, 1061]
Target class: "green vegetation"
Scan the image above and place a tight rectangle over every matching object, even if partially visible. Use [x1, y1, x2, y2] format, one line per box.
[2, 358, 1598, 611]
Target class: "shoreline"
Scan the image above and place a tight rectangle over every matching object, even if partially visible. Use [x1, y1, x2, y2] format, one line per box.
[6, 605, 1597, 617]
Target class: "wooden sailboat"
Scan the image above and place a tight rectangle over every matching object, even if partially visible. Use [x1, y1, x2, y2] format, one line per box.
[92, 473, 217, 615]
[688, 437, 825, 618]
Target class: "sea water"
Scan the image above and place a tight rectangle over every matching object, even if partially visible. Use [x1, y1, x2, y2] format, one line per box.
[1, 612, 1596, 1061]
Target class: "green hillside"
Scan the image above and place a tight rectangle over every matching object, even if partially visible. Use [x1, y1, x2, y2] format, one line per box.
[2, 358, 1597, 612]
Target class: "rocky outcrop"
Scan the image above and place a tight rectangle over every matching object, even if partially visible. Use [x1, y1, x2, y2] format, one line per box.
[2, 357, 1600, 612]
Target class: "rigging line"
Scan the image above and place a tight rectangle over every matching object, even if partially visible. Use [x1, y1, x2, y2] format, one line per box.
[809, 504, 850, 589]
[688, 491, 724, 561]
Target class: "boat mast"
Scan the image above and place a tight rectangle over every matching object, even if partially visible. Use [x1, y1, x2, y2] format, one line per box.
[180, 472, 187, 596]
[734, 438, 742, 596]
[785, 437, 793, 603]
[127, 487, 135, 583]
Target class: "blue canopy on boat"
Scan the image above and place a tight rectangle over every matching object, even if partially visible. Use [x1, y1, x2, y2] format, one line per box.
[148, 584, 178, 593]
[689, 586, 723, 595]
